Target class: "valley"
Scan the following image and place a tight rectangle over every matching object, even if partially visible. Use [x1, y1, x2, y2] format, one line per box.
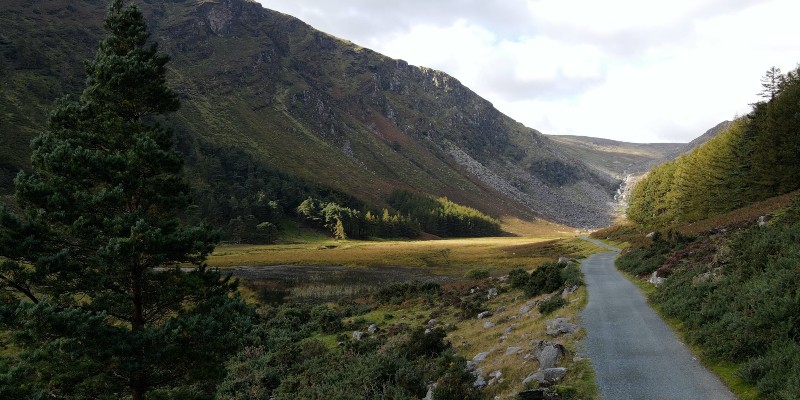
[2, 0, 799, 399]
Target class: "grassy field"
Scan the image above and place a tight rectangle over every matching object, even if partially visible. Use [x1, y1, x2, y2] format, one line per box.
[215, 233, 606, 398]
[209, 235, 600, 276]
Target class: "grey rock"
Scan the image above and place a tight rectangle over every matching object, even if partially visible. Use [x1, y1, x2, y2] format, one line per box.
[487, 370, 503, 385]
[518, 305, 532, 314]
[427, 318, 437, 327]
[473, 374, 487, 388]
[546, 318, 578, 336]
[646, 231, 656, 238]
[424, 328, 432, 335]
[367, 323, 378, 334]
[352, 331, 366, 341]
[649, 271, 666, 286]
[483, 321, 496, 329]
[561, 285, 579, 296]
[423, 383, 438, 400]
[505, 346, 522, 355]
[465, 360, 477, 372]
[473, 351, 491, 362]
[477, 311, 493, 319]
[487, 288, 499, 299]
[537, 343, 565, 369]
[524, 368, 567, 386]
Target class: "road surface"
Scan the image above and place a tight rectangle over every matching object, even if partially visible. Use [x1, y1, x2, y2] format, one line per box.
[579, 237, 735, 400]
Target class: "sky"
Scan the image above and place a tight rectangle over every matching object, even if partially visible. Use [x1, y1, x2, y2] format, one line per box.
[257, 0, 800, 143]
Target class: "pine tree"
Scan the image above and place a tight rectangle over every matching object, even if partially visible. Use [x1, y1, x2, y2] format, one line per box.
[0, 1, 250, 398]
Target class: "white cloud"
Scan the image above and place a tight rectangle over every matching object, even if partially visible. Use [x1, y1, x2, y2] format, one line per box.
[258, 0, 800, 143]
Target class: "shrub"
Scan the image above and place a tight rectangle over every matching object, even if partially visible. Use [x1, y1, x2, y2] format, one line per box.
[526, 263, 564, 297]
[374, 281, 441, 304]
[508, 268, 529, 288]
[465, 268, 490, 279]
[538, 296, 567, 314]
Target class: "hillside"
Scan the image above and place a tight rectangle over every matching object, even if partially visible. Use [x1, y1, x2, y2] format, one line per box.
[610, 64, 800, 400]
[546, 135, 684, 179]
[0, 0, 619, 230]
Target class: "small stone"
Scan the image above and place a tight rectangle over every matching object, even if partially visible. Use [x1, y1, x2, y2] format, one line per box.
[487, 288, 499, 299]
[367, 323, 378, 334]
[473, 375, 487, 388]
[483, 321, 496, 328]
[496, 306, 506, 313]
[524, 368, 567, 386]
[478, 311, 493, 319]
[427, 318, 437, 327]
[505, 346, 521, 355]
[352, 331, 366, 341]
[423, 383, 438, 400]
[518, 305, 532, 314]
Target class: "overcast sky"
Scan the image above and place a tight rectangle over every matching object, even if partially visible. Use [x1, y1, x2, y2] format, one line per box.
[257, 0, 800, 143]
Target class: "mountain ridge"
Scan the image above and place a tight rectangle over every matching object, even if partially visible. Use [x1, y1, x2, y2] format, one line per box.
[2, 0, 624, 228]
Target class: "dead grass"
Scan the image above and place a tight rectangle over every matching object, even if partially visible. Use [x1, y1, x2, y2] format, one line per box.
[678, 190, 799, 235]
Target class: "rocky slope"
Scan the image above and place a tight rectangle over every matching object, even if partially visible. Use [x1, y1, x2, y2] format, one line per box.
[0, 0, 619, 228]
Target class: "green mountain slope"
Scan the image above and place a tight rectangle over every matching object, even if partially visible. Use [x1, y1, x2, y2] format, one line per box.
[0, 0, 619, 228]
[546, 135, 684, 179]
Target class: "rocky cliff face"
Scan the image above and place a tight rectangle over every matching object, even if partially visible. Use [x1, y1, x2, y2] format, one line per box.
[0, 0, 618, 227]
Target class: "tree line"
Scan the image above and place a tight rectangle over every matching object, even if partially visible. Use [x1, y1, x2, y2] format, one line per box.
[295, 190, 504, 240]
[628, 65, 800, 227]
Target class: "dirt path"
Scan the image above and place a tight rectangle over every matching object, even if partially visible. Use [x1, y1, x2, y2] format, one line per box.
[579, 238, 735, 400]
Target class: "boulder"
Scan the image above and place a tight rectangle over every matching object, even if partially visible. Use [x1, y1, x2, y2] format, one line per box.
[532, 341, 565, 369]
[473, 374, 487, 388]
[473, 351, 491, 362]
[478, 311, 493, 319]
[523, 368, 567, 386]
[367, 323, 378, 334]
[505, 346, 522, 355]
[483, 321, 496, 329]
[518, 305, 532, 315]
[546, 318, 578, 336]
[352, 331, 366, 341]
[646, 231, 656, 238]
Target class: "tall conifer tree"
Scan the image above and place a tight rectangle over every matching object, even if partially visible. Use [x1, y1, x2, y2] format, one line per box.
[0, 1, 249, 398]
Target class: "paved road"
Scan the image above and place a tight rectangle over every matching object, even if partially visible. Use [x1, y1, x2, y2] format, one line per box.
[579, 237, 735, 400]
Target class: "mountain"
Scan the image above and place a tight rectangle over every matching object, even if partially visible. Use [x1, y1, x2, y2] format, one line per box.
[675, 120, 731, 156]
[0, 0, 619, 229]
[546, 135, 685, 179]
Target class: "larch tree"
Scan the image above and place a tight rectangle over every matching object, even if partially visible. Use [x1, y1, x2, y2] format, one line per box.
[0, 1, 250, 399]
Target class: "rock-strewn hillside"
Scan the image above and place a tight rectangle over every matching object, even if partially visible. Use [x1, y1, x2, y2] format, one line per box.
[0, 0, 619, 227]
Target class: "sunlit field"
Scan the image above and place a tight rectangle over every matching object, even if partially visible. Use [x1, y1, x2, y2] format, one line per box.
[208, 235, 601, 276]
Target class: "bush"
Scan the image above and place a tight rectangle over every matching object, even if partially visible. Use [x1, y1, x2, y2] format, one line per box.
[538, 296, 567, 314]
[525, 263, 564, 297]
[560, 265, 583, 287]
[508, 268, 529, 288]
[464, 268, 490, 279]
[374, 281, 441, 304]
